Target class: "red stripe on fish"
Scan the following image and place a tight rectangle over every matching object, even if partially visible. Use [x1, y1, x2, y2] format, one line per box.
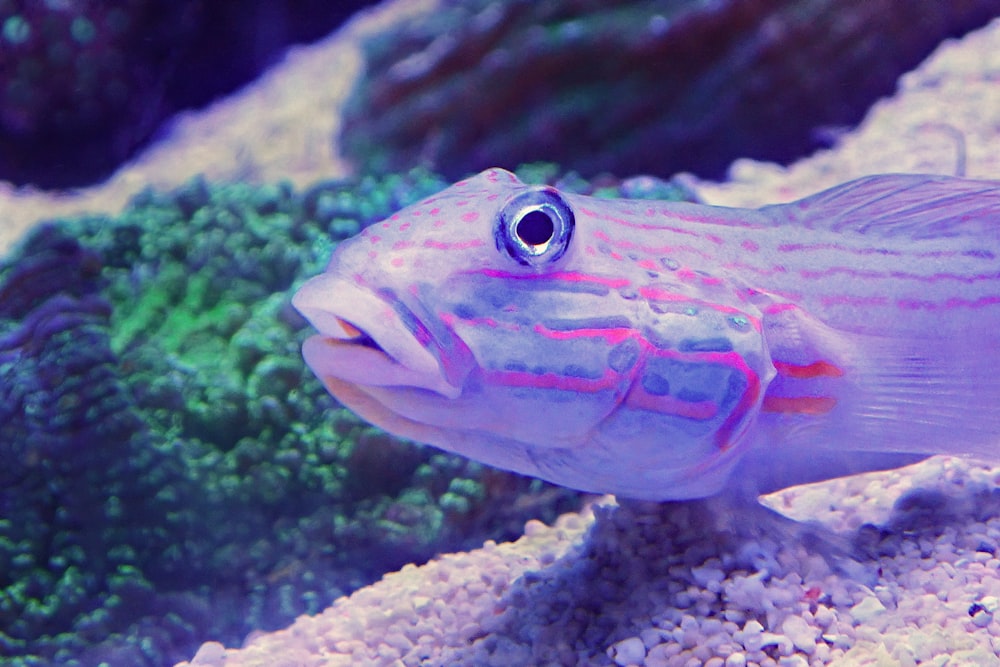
[710, 352, 761, 451]
[774, 360, 844, 379]
[762, 395, 838, 415]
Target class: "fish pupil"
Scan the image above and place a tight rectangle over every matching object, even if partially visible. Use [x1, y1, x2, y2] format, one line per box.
[495, 187, 573, 266]
[516, 210, 555, 246]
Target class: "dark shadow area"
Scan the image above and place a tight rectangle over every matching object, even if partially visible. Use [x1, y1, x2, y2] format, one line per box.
[853, 478, 1000, 560]
[439, 498, 809, 665]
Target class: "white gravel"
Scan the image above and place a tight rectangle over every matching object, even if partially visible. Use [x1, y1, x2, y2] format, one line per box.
[177, 457, 1000, 666]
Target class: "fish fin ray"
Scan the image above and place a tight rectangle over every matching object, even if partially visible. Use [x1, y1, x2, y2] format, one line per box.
[840, 331, 1000, 458]
[765, 174, 1000, 239]
[760, 305, 1000, 470]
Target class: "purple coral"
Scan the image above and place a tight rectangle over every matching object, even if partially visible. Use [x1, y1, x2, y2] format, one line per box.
[0, 225, 137, 485]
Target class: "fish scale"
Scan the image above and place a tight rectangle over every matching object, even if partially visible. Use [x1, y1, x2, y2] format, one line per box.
[293, 168, 1000, 500]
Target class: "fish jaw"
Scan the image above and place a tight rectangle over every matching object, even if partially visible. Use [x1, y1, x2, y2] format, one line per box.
[292, 273, 466, 399]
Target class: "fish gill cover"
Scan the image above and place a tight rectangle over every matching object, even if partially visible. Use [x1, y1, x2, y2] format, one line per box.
[0, 166, 693, 665]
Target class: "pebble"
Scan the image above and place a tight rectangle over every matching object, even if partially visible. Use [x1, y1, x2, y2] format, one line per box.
[189, 642, 226, 665]
[813, 605, 835, 628]
[734, 623, 762, 654]
[781, 615, 817, 654]
[640, 627, 666, 648]
[971, 610, 993, 628]
[609, 636, 646, 666]
[850, 596, 887, 623]
[691, 564, 726, 589]
[725, 652, 747, 667]
[758, 632, 794, 656]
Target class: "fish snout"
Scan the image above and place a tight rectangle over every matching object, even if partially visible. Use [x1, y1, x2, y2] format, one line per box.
[293, 274, 462, 398]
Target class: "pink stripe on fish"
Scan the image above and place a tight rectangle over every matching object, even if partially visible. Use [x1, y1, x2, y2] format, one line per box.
[778, 242, 901, 256]
[639, 286, 762, 331]
[422, 239, 485, 250]
[592, 229, 714, 261]
[799, 266, 1000, 283]
[469, 268, 631, 289]
[897, 294, 1000, 310]
[482, 367, 621, 393]
[532, 323, 634, 346]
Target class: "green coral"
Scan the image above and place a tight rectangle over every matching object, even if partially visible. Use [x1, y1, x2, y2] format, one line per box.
[1, 167, 604, 666]
[0, 161, 704, 664]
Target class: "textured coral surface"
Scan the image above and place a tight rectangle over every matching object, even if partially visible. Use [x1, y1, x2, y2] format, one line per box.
[0, 169, 603, 666]
[0, 159, 702, 665]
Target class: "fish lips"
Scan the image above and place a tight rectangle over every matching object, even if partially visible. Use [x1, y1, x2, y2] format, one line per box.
[292, 273, 462, 398]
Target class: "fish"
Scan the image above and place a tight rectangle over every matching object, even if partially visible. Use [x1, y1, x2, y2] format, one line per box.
[292, 168, 1000, 501]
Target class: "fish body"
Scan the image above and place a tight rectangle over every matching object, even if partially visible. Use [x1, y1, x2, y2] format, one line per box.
[293, 169, 1000, 500]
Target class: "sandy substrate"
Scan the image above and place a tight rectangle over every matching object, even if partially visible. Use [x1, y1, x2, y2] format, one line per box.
[179, 458, 1000, 666]
[3, 1, 1000, 664]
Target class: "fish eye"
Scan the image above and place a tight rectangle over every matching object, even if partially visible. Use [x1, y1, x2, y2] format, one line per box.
[496, 187, 574, 266]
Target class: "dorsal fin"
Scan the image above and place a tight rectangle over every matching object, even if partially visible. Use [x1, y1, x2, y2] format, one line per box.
[763, 174, 1000, 239]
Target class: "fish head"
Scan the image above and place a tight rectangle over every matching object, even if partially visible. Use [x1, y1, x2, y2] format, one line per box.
[293, 168, 774, 499]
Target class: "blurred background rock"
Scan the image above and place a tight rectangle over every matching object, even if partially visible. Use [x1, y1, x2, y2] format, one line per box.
[0, 0, 375, 188]
[340, 0, 1000, 181]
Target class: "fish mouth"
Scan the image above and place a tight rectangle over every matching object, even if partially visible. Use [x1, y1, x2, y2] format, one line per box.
[333, 318, 383, 351]
[292, 274, 462, 398]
